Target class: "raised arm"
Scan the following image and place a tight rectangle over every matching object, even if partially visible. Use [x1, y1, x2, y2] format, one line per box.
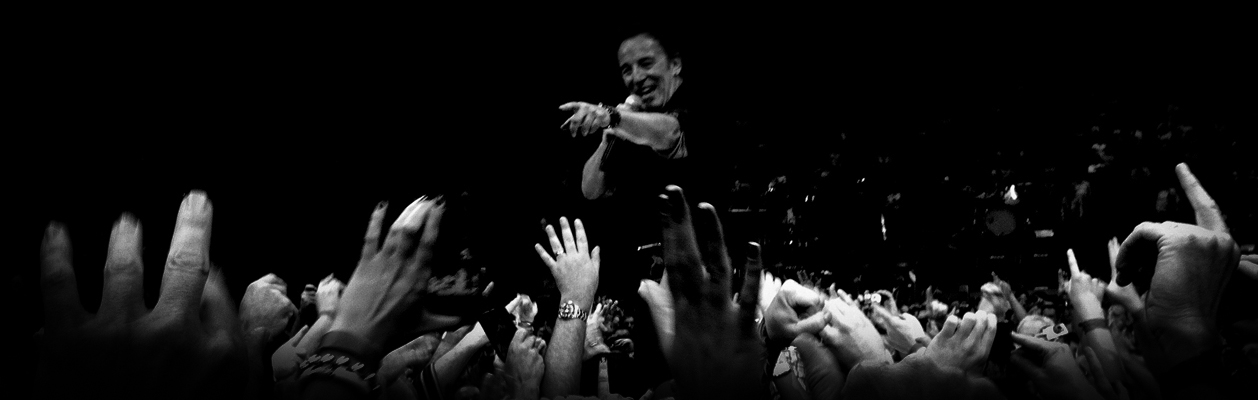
[534, 217, 600, 397]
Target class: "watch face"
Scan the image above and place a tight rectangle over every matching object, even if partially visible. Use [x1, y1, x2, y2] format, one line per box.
[560, 302, 577, 317]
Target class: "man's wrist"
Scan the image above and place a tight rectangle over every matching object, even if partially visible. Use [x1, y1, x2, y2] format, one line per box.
[1071, 299, 1105, 321]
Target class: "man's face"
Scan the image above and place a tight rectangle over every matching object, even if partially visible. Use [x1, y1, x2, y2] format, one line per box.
[618, 35, 681, 110]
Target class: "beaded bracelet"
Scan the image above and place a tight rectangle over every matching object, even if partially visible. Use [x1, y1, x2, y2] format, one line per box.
[298, 352, 379, 395]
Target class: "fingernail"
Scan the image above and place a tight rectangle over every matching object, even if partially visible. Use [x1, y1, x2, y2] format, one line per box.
[184, 190, 209, 211]
[45, 221, 64, 239]
[115, 213, 139, 235]
[376, 201, 388, 210]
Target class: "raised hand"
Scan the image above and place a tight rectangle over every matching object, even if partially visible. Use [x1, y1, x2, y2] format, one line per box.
[762, 279, 829, 349]
[535, 216, 600, 397]
[534, 216, 601, 307]
[584, 302, 611, 360]
[315, 274, 345, 318]
[240, 273, 298, 343]
[36, 191, 249, 400]
[871, 303, 929, 355]
[559, 101, 613, 137]
[1114, 163, 1239, 372]
[1067, 248, 1107, 319]
[921, 311, 999, 373]
[505, 293, 538, 328]
[657, 185, 766, 400]
[820, 297, 892, 371]
[1010, 333, 1105, 400]
[505, 328, 546, 400]
[330, 197, 446, 350]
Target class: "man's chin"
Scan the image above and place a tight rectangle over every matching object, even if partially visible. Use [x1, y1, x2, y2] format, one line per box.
[640, 97, 666, 110]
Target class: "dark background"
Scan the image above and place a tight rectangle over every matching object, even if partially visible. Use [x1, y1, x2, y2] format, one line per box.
[8, 13, 1255, 342]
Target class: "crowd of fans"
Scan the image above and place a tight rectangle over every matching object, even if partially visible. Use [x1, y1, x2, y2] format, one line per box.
[30, 162, 1257, 399]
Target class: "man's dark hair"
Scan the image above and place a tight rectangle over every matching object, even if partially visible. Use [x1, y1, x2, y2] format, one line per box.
[618, 29, 684, 60]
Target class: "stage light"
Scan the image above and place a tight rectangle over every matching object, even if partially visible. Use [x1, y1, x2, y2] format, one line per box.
[1004, 185, 1020, 205]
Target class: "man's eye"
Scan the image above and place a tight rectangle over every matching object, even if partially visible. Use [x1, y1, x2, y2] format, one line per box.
[641, 60, 654, 68]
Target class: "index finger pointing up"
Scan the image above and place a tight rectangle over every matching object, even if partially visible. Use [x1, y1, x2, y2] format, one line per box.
[157, 190, 213, 315]
[1176, 163, 1228, 233]
[1066, 248, 1081, 277]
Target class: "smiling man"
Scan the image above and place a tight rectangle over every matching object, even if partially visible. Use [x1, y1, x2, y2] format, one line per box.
[560, 31, 692, 201]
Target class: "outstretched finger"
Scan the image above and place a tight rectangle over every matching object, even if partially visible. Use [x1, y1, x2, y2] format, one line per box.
[695, 203, 733, 303]
[871, 303, 899, 327]
[382, 197, 429, 256]
[574, 218, 589, 254]
[934, 314, 961, 341]
[1176, 163, 1227, 232]
[288, 325, 311, 347]
[954, 312, 980, 340]
[533, 244, 556, 269]
[361, 201, 388, 259]
[1009, 332, 1055, 355]
[738, 242, 764, 330]
[41, 222, 86, 330]
[414, 197, 446, 259]
[978, 313, 999, 357]
[100, 214, 146, 321]
[659, 185, 705, 302]
[544, 224, 564, 257]
[559, 217, 578, 255]
[1066, 248, 1081, 277]
[1107, 237, 1120, 272]
[157, 191, 214, 316]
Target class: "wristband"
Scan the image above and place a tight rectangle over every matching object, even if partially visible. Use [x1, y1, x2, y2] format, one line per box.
[1079, 318, 1109, 333]
[298, 351, 378, 396]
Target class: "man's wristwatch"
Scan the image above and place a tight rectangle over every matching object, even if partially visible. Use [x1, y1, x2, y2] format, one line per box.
[601, 104, 620, 129]
[558, 300, 589, 321]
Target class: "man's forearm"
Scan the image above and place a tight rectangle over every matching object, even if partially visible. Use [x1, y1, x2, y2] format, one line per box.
[617, 111, 681, 152]
[582, 141, 610, 200]
[542, 318, 588, 397]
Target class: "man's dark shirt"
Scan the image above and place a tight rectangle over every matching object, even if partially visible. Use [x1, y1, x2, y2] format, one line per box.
[584, 87, 726, 295]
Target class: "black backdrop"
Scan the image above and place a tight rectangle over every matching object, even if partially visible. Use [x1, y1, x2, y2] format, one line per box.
[8, 13, 1255, 348]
